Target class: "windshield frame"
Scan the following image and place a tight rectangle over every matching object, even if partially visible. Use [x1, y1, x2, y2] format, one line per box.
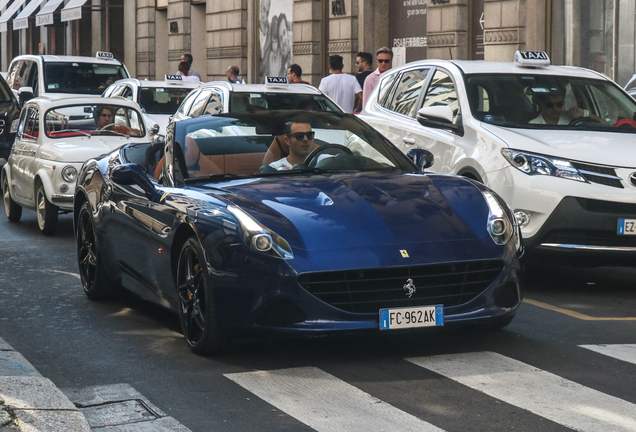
[43, 104, 146, 139]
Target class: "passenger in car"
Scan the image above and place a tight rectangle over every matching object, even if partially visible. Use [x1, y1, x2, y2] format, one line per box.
[268, 122, 317, 170]
[529, 88, 604, 125]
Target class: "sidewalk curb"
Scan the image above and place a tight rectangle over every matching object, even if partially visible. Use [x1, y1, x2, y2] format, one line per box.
[0, 337, 91, 431]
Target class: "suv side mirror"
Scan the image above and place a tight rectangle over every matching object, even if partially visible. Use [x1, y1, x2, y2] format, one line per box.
[407, 148, 434, 171]
[417, 106, 463, 136]
[18, 87, 34, 107]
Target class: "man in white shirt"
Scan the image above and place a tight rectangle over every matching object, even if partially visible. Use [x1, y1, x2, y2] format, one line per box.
[529, 92, 598, 125]
[318, 55, 362, 114]
[269, 122, 317, 170]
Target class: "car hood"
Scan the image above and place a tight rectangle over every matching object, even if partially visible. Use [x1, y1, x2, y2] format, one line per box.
[481, 123, 636, 167]
[39, 137, 129, 162]
[197, 173, 503, 270]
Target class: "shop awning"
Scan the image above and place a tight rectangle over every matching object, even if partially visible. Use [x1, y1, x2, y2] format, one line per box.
[60, 0, 86, 22]
[35, 0, 63, 26]
[0, 0, 28, 32]
[13, 0, 47, 29]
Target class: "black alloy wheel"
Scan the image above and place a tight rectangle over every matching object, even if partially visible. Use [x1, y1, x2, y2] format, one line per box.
[35, 181, 58, 235]
[76, 202, 117, 300]
[176, 238, 229, 355]
[2, 173, 22, 222]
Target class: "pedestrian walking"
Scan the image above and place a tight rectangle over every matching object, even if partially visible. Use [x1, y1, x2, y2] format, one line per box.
[227, 66, 243, 83]
[362, 47, 393, 107]
[318, 55, 362, 114]
[178, 62, 200, 82]
[355, 52, 373, 89]
[177, 53, 202, 80]
[288, 64, 310, 84]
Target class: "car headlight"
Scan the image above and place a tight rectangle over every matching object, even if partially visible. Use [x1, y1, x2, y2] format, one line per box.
[501, 149, 586, 182]
[482, 190, 515, 245]
[227, 205, 294, 259]
[61, 165, 77, 182]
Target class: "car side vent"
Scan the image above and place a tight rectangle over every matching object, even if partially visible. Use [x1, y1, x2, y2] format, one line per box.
[571, 162, 623, 188]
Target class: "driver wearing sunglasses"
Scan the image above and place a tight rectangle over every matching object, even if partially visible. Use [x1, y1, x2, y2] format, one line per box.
[269, 122, 319, 170]
[529, 90, 604, 125]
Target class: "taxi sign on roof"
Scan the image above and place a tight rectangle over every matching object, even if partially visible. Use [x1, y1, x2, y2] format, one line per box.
[165, 74, 183, 82]
[514, 50, 550, 68]
[96, 51, 114, 59]
[266, 76, 288, 86]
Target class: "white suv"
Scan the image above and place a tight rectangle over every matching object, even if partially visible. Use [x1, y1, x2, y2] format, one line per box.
[359, 51, 636, 258]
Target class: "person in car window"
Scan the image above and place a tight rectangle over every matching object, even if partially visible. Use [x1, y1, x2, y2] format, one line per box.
[529, 89, 604, 125]
[269, 122, 317, 170]
[96, 106, 115, 129]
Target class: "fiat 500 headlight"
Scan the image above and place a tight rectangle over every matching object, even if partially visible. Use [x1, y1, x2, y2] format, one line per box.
[501, 149, 586, 182]
[227, 206, 294, 259]
[482, 190, 516, 245]
[61, 165, 78, 182]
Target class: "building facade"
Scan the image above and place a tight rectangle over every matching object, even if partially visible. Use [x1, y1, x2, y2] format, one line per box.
[0, 0, 634, 88]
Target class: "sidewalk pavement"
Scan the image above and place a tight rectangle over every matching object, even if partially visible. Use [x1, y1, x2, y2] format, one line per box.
[0, 337, 91, 431]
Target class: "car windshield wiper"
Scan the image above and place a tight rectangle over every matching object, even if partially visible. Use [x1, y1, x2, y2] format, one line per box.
[49, 129, 91, 137]
[184, 173, 251, 183]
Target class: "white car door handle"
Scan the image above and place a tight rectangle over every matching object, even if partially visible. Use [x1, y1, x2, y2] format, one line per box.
[402, 137, 415, 145]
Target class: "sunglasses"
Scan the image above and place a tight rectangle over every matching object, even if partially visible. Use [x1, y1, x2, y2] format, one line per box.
[544, 102, 564, 108]
[378, 59, 391, 64]
[289, 131, 315, 140]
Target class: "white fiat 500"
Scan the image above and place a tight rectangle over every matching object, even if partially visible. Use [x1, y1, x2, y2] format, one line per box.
[359, 51, 636, 258]
[2, 96, 149, 235]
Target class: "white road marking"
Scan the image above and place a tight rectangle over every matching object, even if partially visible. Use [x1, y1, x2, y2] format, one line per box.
[407, 351, 636, 432]
[580, 344, 636, 365]
[225, 366, 444, 432]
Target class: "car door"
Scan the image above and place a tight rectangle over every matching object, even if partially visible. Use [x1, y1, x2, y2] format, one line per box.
[11, 105, 40, 202]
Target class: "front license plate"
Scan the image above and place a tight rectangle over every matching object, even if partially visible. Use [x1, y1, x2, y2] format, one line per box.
[617, 219, 636, 235]
[379, 305, 443, 330]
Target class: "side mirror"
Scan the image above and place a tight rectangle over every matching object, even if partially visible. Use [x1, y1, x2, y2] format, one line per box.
[18, 87, 34, 107]
[150, 124, 160, 134]
[416, 106, 463, 136]
[407, 148, 434, 171]
[110, 163, 157, 197]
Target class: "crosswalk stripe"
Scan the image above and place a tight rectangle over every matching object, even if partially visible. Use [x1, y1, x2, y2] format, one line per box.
[580, 344, 636, 365]
[407, 351, 636, 432]
[224, 366, 444, 432]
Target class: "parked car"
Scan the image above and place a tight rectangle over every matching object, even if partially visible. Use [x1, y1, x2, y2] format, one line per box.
[2, 96, 149, 235]
[359, 51, 636, 260]
[0, 73, 20, 165]
[102, 76, 201, 136]
[73, 110, 523, 354]
[5, 52, 129, 104]
[171, 78, 341, 122]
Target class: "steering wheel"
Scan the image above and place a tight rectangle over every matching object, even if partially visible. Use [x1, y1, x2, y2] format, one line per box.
[102, 123, 133, 136]
[568, 116, 601, 126]
[304, 144, 353, 166]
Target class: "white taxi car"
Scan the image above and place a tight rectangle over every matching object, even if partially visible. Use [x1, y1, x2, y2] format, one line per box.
[102, 75, 201, 136]
[2, 96, 149, 235]
[172, 77, 341, 121]
[359, 51, 636, 258]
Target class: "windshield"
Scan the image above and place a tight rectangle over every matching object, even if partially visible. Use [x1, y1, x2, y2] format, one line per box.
[229, 92, 341, 112]
[138, 87, 191, 114]
[465, 73, 636, 132]
[44, 104, 145, 138]
[44, 62, 128, 95]
[173, 112, 413, 181]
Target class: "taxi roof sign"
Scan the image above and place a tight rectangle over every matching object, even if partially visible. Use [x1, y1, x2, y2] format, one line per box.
[96, 51, 114, 60]
[265, 76, 288, 86]
[165, 74, 183, 82]
[514, 51, 550, 68]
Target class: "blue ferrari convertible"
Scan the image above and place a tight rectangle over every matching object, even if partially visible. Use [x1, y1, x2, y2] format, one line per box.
[74, 111, 523, 354]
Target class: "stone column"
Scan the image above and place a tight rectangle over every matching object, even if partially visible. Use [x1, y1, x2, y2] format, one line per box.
[168, 0, 190, 73]
[327, 0, 358, 74]
[92, 0, 104, 53]
[137, 0, 156, 79]
[292, 0, 325, 85]
[124, 0, 137, 77]
[427, 0, 468, 60]
[483, 0, 525, 61]
[207, 0, 247, 82]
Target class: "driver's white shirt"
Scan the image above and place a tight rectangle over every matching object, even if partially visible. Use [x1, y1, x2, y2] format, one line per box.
[529, 112, 571, 125]
[269, 157, 294, 170]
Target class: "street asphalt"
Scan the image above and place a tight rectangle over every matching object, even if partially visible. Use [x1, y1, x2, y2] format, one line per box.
[0, 336, 91, 431]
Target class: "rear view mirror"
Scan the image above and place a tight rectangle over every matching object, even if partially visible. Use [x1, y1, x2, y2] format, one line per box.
[110, 163, 157, 197]
[407, 148, 434, 171]
[18, 87, 34, 107]
[417, 106, 463, 136]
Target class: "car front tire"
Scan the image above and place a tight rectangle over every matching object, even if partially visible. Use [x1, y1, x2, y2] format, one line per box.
[76, 202, 118, 300]
[176, 237, 230, 355]
[2, 173, 22, 222]
[35, 181, 58, 235]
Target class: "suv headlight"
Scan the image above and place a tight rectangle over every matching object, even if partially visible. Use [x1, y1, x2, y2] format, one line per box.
[482, 190, 515, 245]
[61, 165, 77, 182]
[227, 205, 294, 259]
[501, 149, 586, 182]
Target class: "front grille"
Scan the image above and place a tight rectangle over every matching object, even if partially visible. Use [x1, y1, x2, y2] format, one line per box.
[298, 260, 505, 313]
[577, 198, 636, 215]
[571, 162, 623, 189]
[542, 229, 636, 247]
